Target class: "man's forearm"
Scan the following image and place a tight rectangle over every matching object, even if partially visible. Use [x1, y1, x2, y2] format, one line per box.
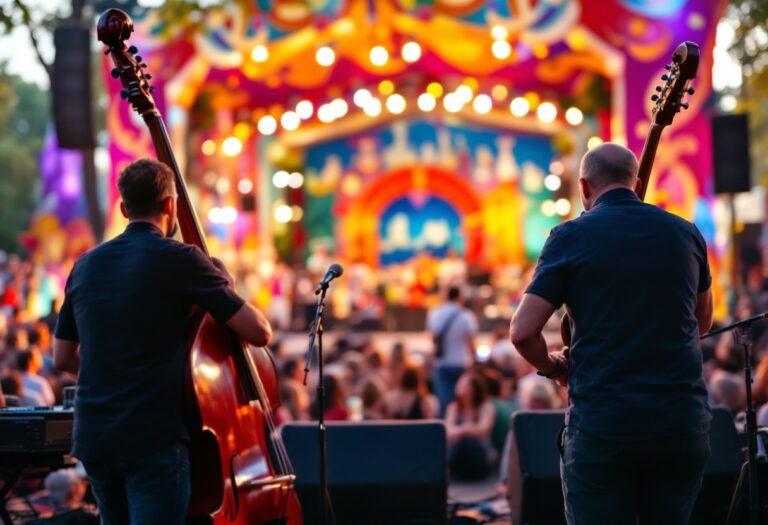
[515, 332, 555, 373]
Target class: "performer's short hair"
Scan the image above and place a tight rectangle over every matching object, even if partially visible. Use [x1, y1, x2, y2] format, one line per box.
[580, 143, 638, 189]
[118, 159, 175, 218]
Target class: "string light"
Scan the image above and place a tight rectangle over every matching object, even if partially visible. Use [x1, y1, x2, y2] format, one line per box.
[331, 98, 349, 118]
[402, 42, 421, 63]
[296, 100, 313, 120]
[221, 137, 242, 156]
[491, 25, 508, 40]
[455, 85, 474, 104]
[565, 107, 584, 126]
[354, 88, 372, 107]
[555, 198, 572, 216]
[318, 104, 335, 123]
[257, 115, 278, 135]
[378, 80, 395, 95]
[386, 93, 406, 114]
[251, 45, 268, 63]
[492, 85, 508, 101]
[201, 139, 216, 156]
[281, 111, 300, 131]
[550, 160, 565, 175]
[417, 93, 436, 112]
[588, 136, 604, 149]
[316, 46, 335, 66]
[492, 40, 512, 59]
[427, 82, 444, 98]
[537, 102, 557, 123]
[274, 205, 293, 223]
[238, 179, 253, 194]
[473, 94, 492, 114]
[288, 172, 304, 189]
[363, 98, 382, 117]
[541, 200, 556, 216]
[510, 97, 530, 117]
[215, 178, 231, 194]
[370, 46, 389, 66]
[272, 171, 290, 188]
[443, 93, 463, 113]
[544, 174, 562, 191]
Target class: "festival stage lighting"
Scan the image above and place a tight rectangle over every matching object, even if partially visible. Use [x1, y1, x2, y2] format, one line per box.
[378, 80, 395, 95]
[541, 200, 556, 217]
[510, 97, 530, 117]
[402, 42, 422, 63]
[281, 111, 300, 131]
[455, 85, 473, 104]
[288, 172, 304, 189]
[275, 205, 293, 223]
[222, 207, 238, 224]
[443, 93, 463, 113]
[354, 88, 372, 107]
[296, 100, 314, 120]
[251, 45, 268, 63]
[492, 85, 508, 101]
[565, 107, 584, 125]
[208, 207, 222, 224]
[555, 198, 571, 216]
[215, 178, 231, 194]
[273, 171, 290, 188]
[492, 40, 512, 59]
[386, 94, 406, 114]
[201, 139, 216, 156]
[363, 98, 383, 117]
[587, 136, 604, 149]
[238, 179, 254, 194]
[427, 82, 443, 98]
[257, 115, 278, 135]
[370, 46, 389, 66]
[316, 46, 336, 66]
[221, 136, 243, 156]
[473, 94, 492, 114]
[417, 93, 436, 112]
[491, 25, 508, 40]
[544, 174, 562, 191]
[537, 102, 557, 123]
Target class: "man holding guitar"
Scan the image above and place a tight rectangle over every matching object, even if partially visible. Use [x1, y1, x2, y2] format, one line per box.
[510, 142, 714, 524]
[52, 159, 273, 525]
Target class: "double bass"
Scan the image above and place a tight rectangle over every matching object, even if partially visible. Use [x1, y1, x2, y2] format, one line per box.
[561, 41, 700, 347]
[97, 9, 303, 525]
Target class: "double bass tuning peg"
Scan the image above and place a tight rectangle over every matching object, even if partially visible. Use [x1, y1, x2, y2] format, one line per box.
[127, 45, 138, 55]
[655, 86, 662, 92]
[651, 95, 659, 101]
[687, 87, 695, 95]
[120, 89, 129, 100]
[111, 68, 120, 79]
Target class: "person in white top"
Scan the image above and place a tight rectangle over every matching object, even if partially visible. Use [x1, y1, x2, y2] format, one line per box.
[426, 286, 478, 415]
[18, 348, 55, 406]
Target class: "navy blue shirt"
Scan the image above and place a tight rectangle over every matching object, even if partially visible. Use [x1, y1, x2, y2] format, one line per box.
[55, 222, 244, 462]
[527, 189, 711, 439]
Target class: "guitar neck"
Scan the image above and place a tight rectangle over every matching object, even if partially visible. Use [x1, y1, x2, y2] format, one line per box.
[143, 112, 209, 255]
[636, 123, 665, 202]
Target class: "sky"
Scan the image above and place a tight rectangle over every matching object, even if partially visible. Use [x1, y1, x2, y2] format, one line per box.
[0, 1, 745, 96]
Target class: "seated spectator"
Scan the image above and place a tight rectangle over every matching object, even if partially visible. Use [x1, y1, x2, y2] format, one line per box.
[27, 468, 98, 525]
[517, 374, 561, 410]
[445, 371, 496, 480]
[383, 365, 438, 420]
[481, 367, 519, 455]
[312, 374, 349, 421]
[2, 371, 33, 406]
[18, 348, 55, 406]
[709, 370, 746, 415]
[358, 376, 387, 420]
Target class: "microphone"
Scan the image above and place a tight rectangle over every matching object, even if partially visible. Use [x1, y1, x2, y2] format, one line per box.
[314, 263, 344, 294]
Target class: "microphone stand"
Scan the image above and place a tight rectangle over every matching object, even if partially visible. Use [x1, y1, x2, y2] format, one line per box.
[702, 311, 768, 525]
[303, 281, 332, 525]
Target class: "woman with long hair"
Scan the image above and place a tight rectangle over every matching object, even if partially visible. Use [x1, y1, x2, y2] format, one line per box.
[383, 365, 438, 419]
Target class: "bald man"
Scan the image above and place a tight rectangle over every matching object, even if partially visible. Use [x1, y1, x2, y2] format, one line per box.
[510, 143, 714, 525]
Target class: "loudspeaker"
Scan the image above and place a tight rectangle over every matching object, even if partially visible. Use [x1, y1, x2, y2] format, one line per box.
[53, 24, 95, 149]
[506, 408, 742, 525]
[712, 114, 751, 194]
[281, 421, 447, 525]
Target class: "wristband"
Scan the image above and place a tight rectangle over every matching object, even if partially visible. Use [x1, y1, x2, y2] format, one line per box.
[536, 357, 564, 379]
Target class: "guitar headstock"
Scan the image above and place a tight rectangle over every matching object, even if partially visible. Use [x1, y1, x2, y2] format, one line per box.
[651, 41, 699, 127]
[97, 9, 157, 119]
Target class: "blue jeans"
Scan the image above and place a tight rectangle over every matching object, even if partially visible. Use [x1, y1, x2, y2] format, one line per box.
[434, 364, 465, 417]
[560, 424, 710, 525]
[82, 442, 191, 525]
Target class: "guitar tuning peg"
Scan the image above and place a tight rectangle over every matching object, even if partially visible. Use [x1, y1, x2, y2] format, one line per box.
[661, 74, 669, 81]
[144, 73, 152, 80]
[134, 55, 142, 63]
[149, 86, 155, 93]
[651, 95, 659, 101]
[681, 102, 689, 110]
[655, 86, 662, 92]
[665, 64, 672, 70]
[111, 68, 120, 79]
[687, 87, 695, 95]
[120, 89, 129, 100]
[127, 45, 138, 55]
[140, 63, 147, 69]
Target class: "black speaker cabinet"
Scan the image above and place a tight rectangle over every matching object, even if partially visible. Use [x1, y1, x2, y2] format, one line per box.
[53, 24, 95, 149]
[712, 114, 751, 194]
[281, 421, 447, 525]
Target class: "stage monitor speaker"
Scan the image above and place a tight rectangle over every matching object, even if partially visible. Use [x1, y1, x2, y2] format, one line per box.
[712, 114, 751, 194]
[507, 408, 742, 525]
[53, 24, 96, 149]
[281, 420, 447, 525]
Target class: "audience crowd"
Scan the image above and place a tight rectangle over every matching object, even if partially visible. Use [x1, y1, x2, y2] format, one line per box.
[2, 247, 768, 522]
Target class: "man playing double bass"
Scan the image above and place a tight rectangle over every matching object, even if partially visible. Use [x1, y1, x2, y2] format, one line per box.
[511, 143, 714, 524]
[53, 159, 273, 525]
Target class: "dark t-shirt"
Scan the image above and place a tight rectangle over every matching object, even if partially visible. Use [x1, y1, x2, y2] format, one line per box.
[526, 188, 712, 439]
[55, 222, 244, 462]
